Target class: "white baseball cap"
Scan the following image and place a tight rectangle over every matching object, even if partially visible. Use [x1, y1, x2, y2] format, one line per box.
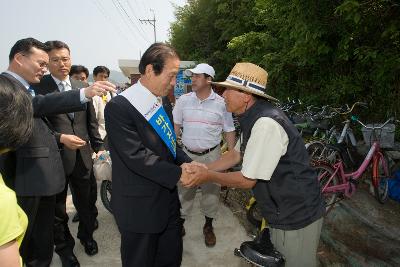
[184, 63, 215, 78]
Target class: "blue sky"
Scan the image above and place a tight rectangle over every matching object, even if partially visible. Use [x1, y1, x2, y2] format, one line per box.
[0, 0, 186, 72]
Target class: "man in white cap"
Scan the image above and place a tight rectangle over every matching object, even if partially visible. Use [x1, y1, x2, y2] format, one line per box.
[182, 63, 325, 267]
[173, 63, 236, 247]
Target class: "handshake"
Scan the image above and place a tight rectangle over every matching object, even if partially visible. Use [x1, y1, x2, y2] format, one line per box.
[180, 162, 209, 188]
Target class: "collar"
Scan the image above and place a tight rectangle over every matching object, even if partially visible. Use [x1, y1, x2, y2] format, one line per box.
[237, 98, 262, 124]
[4, 70, 30, 90]
[190, 89, 216, 102]
[51, 74, 71, 87]
[137, 79, 162, 101]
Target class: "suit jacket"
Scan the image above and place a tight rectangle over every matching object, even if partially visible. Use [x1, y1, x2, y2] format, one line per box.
[0, 72, 86, 196]
[105, 94, 191, 233]
[34, 75, 104, 176]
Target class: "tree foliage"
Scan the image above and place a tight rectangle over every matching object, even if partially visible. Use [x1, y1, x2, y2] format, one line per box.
[169, 0, 400, 121]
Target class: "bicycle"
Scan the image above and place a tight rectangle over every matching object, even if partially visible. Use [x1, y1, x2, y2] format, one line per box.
[94, 152, 113, 214]
[100, 179, 112, 214]
[306, 102, 368, 167]
[313, 117, 395, 213]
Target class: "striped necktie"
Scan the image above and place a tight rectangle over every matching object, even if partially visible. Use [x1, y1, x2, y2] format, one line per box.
[59, 81, 67, 92]
[59, 81, 74, 120]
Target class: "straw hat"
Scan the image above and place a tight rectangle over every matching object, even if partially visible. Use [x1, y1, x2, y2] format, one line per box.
[210, 62, 279, 102]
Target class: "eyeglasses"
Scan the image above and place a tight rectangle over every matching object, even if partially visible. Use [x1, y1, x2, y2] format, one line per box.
[50, 57, 71, 65]
[22, 54, 49, 70]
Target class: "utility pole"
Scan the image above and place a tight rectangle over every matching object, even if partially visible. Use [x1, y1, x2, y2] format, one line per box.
[139, 9, 156, 43]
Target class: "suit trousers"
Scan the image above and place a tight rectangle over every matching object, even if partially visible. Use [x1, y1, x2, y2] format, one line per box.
[18, 195, 56, 267]
[70, 170, 98, 221]
[54, 151, 94, 256]
[178, 146, 221, 220]
[119, 194, 182, 267]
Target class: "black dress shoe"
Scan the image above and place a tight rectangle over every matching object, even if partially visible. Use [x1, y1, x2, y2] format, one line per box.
[94, 219, 99, 230]
[80, 239, 98, 256]
[72, 212, 79, 223]
[59, 252, 80, 267]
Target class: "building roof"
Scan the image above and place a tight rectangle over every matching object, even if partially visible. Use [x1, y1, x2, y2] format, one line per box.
[118, 59, 195, 78]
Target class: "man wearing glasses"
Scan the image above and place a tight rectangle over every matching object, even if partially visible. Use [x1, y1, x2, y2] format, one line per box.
[34, 40, 111, 266]
[0, 38, 115, 267]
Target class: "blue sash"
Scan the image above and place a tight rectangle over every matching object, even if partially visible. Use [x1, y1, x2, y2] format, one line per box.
[120, 82, 176, 158]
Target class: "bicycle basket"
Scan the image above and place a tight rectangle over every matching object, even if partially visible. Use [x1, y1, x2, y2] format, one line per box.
[361, 123, 395, 148]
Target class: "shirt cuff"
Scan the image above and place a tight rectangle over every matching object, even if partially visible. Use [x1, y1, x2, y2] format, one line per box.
[80, 88, 89, 103]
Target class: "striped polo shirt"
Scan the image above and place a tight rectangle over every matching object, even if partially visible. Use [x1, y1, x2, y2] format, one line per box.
[173, 90, 235, 152]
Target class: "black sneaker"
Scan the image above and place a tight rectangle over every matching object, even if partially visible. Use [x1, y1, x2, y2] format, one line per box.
[239, 228, 285, 267]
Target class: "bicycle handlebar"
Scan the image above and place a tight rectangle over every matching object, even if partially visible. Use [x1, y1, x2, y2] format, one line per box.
[332, 102, 368, 116]
[353, 117, 394, 130]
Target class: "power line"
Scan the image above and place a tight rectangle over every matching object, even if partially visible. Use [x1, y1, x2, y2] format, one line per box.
[114, 0, 151, 43]
[91, 0, 138, 48]
[124, 0, 149, 38]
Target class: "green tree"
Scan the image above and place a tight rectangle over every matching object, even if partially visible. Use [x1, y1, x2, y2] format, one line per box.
[170, 0, 400, 121]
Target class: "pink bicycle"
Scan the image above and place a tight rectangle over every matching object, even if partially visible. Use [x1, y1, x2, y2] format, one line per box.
[312, 117, 395, 212]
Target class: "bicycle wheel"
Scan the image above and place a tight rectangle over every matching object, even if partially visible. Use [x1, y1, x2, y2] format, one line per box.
[313, 162, 340, 213]
[100, 180, 113, 213]
[246, 201, 263, 229]
[372, 153, 390, 204]
[306, 141, 325, 161]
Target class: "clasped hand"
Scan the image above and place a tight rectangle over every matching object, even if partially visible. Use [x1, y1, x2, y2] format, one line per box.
[180, 162, 208, 188]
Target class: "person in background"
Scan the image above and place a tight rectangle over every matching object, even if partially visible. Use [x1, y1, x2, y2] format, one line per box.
[34, 40, 111, 266]
[71, 65, 113, 226]
[173, 63, 236, 247]
[0, 75, 33, 267]
[91, 66, 114, 147]
[70, 65, 89, 83]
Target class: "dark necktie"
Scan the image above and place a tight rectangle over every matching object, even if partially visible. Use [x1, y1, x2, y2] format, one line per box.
[27, 86, 35, 97]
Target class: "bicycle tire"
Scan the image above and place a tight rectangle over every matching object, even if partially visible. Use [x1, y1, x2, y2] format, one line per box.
[100, 180, 113, 214]
[312, 162, 340, 213]
[372, 153, 389, 204]
[246, 201, 262, 229]
[306, 141, 325, 161]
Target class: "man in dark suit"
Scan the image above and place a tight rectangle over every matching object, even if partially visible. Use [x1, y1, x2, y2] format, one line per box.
[0, 38, 115, 267]
[34, 40, 106, 265]
[104, 43, 194, 267]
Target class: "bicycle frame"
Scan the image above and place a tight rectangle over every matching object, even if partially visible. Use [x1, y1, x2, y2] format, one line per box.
[337, 120, 357, 146]
[320, 141, 387, 198]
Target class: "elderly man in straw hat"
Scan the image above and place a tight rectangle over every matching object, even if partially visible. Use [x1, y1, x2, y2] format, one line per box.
[182, 63, 325, 267]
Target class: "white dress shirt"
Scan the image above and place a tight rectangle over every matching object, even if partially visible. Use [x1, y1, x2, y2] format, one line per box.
[51, 75, 88, 103]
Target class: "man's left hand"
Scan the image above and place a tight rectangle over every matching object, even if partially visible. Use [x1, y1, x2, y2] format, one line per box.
[182, 163, 209, 188]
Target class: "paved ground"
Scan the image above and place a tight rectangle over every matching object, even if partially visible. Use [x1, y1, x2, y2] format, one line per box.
[50, 183, 250, 267]
[320, 184, 400, 266]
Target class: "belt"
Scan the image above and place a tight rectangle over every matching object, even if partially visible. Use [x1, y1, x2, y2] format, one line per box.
[184, 144, 219, 156]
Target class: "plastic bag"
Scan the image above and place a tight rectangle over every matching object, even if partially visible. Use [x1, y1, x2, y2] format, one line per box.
[388, 170, 400, 202]
[93, 151, 112, 181]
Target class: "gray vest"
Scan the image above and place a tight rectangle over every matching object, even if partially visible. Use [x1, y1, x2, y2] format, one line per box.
[238, 99, 325, 230]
